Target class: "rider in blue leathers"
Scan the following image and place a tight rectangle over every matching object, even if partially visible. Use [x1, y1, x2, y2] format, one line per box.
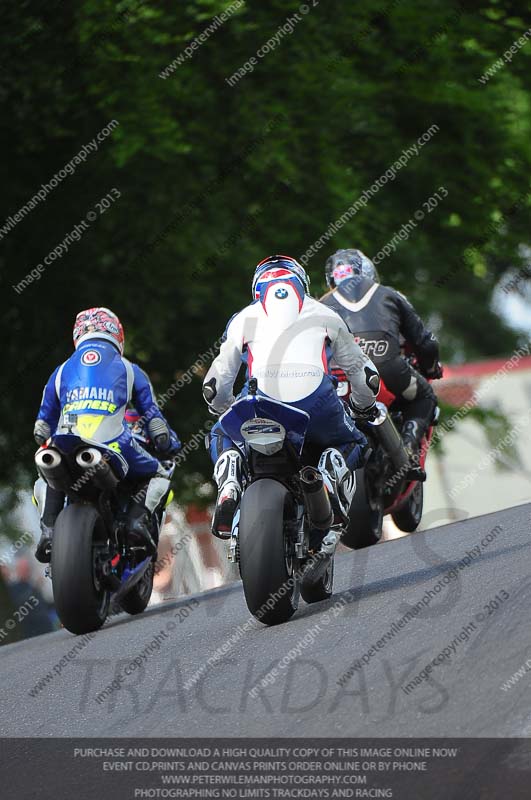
[33, 307, 180, 563]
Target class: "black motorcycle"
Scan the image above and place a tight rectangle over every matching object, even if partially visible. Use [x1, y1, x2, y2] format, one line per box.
[35, 427, 174, 635]
[332, 360, 440, 548]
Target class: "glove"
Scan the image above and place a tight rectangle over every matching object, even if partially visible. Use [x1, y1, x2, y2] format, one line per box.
[349, 399, 379, 422]
[148, 418, 172, 453]
[203, 384, 235, 417]
[166, 432, 182, 456]
[423, 361, 444, 380]
[34, 420, 51, 446]
[203, 379, 222, 416]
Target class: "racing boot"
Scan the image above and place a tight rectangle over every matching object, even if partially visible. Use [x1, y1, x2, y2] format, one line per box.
[304, 449, 355, 575]
[35, 523, 54, 564]
[127, 499, 157, 555]
[33, 481, 64, 564]
[211, 449, 243, 539]
[126, 473, 170, 556]
[402, 420, 427, 482]
[317, 448, 356, 528]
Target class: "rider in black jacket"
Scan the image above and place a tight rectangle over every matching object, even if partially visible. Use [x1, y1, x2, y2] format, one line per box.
[321, 249, 442, 468]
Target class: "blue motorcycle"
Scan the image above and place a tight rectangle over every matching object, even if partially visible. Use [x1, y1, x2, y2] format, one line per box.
[220, 379, 336, 625]
[34, 416, 174, 635]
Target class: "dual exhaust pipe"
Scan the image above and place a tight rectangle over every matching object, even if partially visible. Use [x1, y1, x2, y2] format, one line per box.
[35, 448, 70, 491]
[35, 446, 119, 492]
[75, 447, 120, 490]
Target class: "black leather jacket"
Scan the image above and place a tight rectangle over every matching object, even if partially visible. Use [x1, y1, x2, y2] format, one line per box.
[321, 279, 439, 374]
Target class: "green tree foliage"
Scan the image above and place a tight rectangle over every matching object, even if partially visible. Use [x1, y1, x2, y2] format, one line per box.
[0, 0, 530, 505]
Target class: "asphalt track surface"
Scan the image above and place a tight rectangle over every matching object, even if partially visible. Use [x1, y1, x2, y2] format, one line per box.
[1, 502, 530, 737]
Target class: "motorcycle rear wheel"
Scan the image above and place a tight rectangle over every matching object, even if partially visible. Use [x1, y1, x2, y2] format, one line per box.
[51, 503, 110, 634]
[342, 468, 383, 549]
[239, 478, 299, 625]
[392, 480, 423, 532]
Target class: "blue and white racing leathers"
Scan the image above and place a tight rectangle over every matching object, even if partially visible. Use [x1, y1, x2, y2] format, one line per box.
[36, 338, 180, 512]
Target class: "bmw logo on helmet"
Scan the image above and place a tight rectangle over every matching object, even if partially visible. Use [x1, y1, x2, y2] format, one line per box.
[275, 287, 289, 299]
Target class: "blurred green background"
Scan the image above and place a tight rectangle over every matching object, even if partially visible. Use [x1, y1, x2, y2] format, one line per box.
[1, 0, 530, 507]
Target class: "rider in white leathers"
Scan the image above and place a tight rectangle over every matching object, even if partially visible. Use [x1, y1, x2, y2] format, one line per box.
[203, 256, 380, 556]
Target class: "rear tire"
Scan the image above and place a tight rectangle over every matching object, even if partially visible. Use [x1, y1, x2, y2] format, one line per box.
[342, 468, 383, 549]
[300, 556, 334, 603]
[120, 563, 154, 615]
[239, 479, 299, 625]
[51, 504, 110, 635]
[392, 481, 423, 532]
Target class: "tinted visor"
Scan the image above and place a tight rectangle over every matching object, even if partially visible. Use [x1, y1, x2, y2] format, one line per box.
[328, 250, 378, 285]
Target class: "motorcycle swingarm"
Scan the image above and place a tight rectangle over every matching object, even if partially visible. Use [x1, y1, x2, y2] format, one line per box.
[107, 555, 152, 604]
